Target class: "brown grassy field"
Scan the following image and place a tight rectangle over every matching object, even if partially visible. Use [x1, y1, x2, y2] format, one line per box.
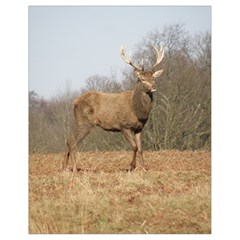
[29, 150, 211, 234]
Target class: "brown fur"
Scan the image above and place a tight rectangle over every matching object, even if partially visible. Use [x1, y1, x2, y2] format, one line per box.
[62, 47, 164, 172]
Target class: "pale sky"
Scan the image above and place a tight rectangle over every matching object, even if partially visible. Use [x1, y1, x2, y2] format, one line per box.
[29, 6, 211, 98]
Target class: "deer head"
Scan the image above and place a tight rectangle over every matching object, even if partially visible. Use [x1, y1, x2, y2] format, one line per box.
[120, 45, 164, 92]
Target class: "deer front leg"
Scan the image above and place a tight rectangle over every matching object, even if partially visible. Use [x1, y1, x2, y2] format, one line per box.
[122, 129, 137, 171]
[135, 131, 145, 169]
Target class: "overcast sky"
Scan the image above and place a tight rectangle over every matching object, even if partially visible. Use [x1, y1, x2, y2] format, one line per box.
[29, 6, 211, 98]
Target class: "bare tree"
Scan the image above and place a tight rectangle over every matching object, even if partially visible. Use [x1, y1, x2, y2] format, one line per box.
[29, 24, 211, 154]
[62, 46, 164, 172]
[81, 74, 121, 93]
[130, 26, 211, 151]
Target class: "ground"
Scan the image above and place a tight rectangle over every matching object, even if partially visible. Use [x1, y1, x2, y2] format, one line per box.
[29, 150, 211, 234]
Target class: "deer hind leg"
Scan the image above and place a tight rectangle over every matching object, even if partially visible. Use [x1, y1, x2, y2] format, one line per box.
[62, 124, 92, 172]
[122, 129, 138, 171]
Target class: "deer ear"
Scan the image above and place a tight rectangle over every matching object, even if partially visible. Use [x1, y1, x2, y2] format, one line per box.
[153, 69, 163, 79]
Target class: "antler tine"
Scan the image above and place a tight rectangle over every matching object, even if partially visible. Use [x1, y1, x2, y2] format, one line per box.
[141, 58, 144, 71]
[120, 45, 142, 71]
[152, 46, 164, 70]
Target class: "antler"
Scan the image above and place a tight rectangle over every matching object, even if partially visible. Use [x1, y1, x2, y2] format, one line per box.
[120, 46, 143, 72]
[152, 46, 164, 70]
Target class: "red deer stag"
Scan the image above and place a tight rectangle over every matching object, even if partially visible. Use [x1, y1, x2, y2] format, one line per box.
[62, 45, 164, 172]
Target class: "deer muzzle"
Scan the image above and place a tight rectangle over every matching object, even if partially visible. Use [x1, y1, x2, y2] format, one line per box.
[150, 82, 157, 92]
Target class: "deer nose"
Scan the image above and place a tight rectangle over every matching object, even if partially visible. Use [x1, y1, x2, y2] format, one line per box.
[151, 82, 156, 92]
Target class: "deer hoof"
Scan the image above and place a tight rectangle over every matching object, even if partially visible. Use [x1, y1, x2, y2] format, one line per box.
[130, 164, 136, 171]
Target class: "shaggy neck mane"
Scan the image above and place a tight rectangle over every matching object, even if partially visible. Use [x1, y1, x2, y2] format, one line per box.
[132, 81, 153, 121]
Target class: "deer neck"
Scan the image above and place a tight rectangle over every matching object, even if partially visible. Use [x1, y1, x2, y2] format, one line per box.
[132, 81, 154, 121]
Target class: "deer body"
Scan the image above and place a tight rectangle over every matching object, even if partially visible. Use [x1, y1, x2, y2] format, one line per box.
[74, 83, 153, 132]
[62, 46, 164, 172]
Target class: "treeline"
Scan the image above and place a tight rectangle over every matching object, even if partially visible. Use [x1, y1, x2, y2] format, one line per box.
[29, 23, 211, 153]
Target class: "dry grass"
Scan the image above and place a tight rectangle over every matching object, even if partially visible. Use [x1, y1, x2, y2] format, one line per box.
[29, 150, 211, 234]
